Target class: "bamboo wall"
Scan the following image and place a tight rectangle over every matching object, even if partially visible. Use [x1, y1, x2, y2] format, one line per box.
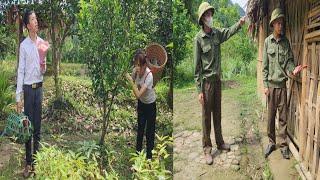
[285, 0, 309, 147]
[299, 3, 320, 179]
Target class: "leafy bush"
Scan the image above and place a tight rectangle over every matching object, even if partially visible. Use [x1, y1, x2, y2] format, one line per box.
[34, 143, 119, 179]
[175, 58, 195, 87]
[60, 63, 88, 77]
[130, 135, 173, 180]
[0, 26, 16, 60]
[62, 36, 82, 63]
[173, 0, 196, 69]
[221, 28, 257, 79]
[155, 80, 170, 106]
[0, 68, 14, 120]
[77, 140, 101, 160]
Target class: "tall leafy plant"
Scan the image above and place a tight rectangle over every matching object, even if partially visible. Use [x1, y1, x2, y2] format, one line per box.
[0, 68, 13, 119]
[78, 0, 131, 146]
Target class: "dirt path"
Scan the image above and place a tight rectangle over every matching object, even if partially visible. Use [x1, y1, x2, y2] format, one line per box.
[260, 111, 300, 180]
[173, 84, 249, 180]
[0, 142, 18, 170]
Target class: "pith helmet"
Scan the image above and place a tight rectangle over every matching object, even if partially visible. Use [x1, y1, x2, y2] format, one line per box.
[270, 8, 285, 27]
[198, 2, 215, 25]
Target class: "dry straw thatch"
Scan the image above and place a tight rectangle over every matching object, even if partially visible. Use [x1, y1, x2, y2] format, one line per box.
[246, 0, 264, 41]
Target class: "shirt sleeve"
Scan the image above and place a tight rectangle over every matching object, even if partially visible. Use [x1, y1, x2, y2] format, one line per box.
[286, 42, 295, 73]
[16, 44, 26, 102]
[194, 37, 202, 93]
[219, 21, 241, 43]
[262, 39, 269, 88]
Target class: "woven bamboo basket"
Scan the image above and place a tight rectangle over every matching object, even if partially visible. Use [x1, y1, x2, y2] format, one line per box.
[145, 43, 167, 86]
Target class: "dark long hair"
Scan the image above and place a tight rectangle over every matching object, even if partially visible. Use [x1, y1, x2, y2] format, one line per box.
[133, 49, 147, 66]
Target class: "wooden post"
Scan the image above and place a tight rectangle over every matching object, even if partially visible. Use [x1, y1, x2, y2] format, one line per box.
[299, 37, 309, 161]
[312, 75, 320, 178]
[257, 17, 266, 104]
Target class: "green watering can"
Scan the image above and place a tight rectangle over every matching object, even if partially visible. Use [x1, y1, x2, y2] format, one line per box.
[1, 113, 33, 144]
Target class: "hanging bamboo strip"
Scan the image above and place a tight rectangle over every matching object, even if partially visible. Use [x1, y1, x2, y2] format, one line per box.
[311, 43, 319, 174]
[295, 0, 306, 139]
[298, 1, 310, 161]
[300, 39, 310, 160]
[305, 57, 315, 169]
[317, 161, 320, 180]
[306, 42, 318, 174]
[258, 15, 267, 101]
[312, 45, 320, 179]
[286, 0, 308, 146]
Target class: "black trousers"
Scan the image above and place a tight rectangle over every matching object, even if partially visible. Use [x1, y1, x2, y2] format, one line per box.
[23, 85, 43, 165]
[136, 100, 156, 159]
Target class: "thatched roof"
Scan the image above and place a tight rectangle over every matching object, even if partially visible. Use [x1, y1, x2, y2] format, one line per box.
[246, 0, 320, 40]
[246, 0, 266, 41]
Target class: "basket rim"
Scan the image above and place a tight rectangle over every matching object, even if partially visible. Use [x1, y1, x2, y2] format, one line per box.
[145, 42, 168, 69]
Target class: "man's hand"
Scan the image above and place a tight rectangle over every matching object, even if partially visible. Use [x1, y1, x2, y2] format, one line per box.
[16, 102, 23, 114]
[198, 93, 204, 105]
[239, 16, 246, 26]
[264, 88, 269, 96]
[293, 65, 307, 76]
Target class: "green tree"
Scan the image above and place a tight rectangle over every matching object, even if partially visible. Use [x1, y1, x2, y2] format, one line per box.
[46, 0, 79, 101]
[153, 0, 173, 109]
[173, 0, 194, 69]
[0, 26, 16, 60]
[78, 0, 131, 147]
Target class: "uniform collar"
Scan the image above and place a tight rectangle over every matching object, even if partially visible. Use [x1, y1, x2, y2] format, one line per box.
[270, 33, 284, 42]
[200, 27, 216, 38]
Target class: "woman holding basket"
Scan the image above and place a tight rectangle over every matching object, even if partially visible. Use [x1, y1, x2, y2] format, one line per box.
[126, 49, 157, 159]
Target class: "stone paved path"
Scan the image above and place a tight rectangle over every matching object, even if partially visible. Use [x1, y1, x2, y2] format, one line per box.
[173, 86, 248, 180]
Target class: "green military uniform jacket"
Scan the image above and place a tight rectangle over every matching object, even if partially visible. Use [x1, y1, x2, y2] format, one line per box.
[194, 22, 241, 93]
[262, 34, 295, 88]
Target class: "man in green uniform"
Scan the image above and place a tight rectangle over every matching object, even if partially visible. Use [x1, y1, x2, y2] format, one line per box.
[194, 2, 245, 165]
[263, 8, 305, 159]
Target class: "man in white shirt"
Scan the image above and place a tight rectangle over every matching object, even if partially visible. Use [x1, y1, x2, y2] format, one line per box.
[16, 10, 47, 177]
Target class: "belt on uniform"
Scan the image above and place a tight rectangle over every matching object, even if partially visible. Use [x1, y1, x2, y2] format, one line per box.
[24, 82, 43, 89]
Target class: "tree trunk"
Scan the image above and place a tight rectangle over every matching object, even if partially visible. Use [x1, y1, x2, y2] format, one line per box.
[98, 86, 118, 172]
[168, 54, 173, 110]
[53, 45, 62, 100]
[99, 86, 118, 145]
[99, 99, 108, 145]
[51, 4, 62, 101]
[16, 6, 23, 74]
